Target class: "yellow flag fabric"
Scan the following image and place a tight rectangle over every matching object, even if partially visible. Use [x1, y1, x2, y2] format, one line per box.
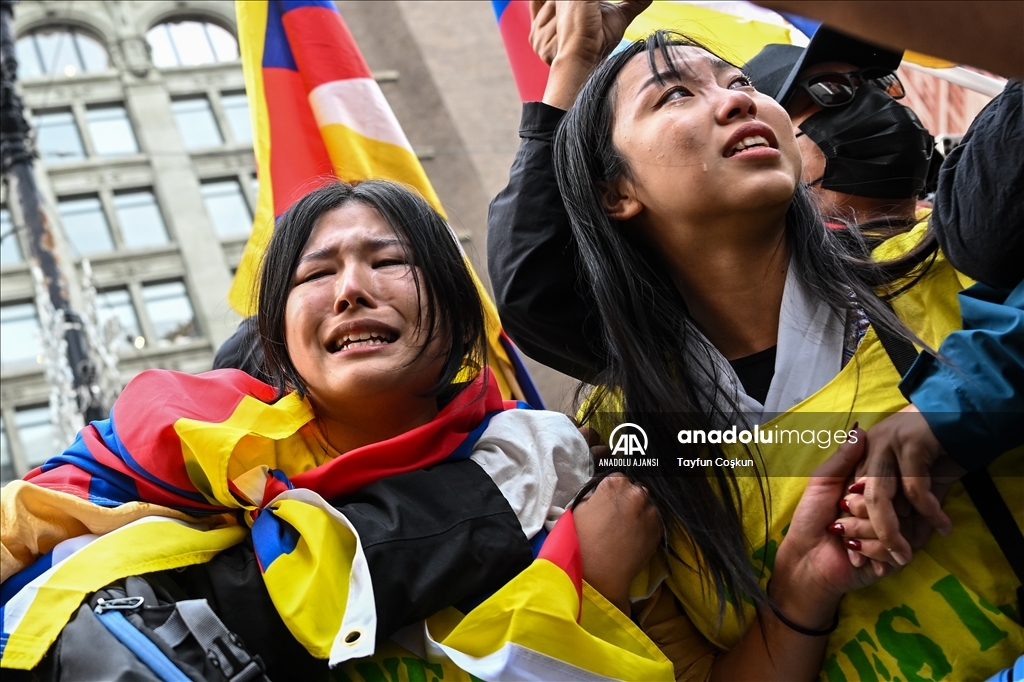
[229, 0, 531, 402]
[664, 223, 1024, 681]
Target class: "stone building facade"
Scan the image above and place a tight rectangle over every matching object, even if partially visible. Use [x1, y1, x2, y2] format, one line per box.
[1, 0, 575, 485]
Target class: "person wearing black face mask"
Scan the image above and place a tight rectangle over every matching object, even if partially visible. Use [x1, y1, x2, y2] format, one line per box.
[743, 28, 935, 227]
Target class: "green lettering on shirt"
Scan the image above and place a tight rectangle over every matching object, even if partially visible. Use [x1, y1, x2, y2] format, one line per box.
[353, 662, 389, 682]
[401, 658, 446, 682]
[841, 638, 879, 681]
[853, 629, 892, 681]
[931, 575, 1009, 650]
[876, 604, 952, 682]
[823, 653, 849, 682]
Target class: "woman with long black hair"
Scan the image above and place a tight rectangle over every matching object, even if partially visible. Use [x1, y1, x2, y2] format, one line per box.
[488, 2, 1023, 679]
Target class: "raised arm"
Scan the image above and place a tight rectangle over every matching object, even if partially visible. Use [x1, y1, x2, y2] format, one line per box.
[488, 1, 651, 380]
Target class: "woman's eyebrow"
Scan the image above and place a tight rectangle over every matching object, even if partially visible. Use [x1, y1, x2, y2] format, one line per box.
[365, 237, 404, 250]
[298, 246, 336, 265]
[639, 56, 736, 94]
[709, 57, 736, 73]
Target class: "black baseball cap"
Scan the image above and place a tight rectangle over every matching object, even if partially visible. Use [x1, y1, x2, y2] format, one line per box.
[743, 26, 904, 106]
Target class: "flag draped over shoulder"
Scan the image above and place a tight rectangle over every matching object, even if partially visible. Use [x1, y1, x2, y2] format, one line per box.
[0, 367, 510, 669]
[230, 0, 541, 406]
[1, 367, 671, 679]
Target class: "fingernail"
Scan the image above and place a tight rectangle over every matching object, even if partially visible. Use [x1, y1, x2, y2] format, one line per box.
[848, 549, 866, 567]
[827, 523, 845, 536]
[890, 550, 910, 566]
[851, 421, 859, 431]
[844, 538, 862, 551]
[839, 498, 851, 513]
[938, 524, 952, 538]
[848, 481, 865, 494]
[874, 561, 887, 577]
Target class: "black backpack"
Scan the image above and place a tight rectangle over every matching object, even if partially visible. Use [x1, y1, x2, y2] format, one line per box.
[24, 575, 270, 682]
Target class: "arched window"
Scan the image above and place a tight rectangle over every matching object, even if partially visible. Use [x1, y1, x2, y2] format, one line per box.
[146, 19, 238, 68]
[16, 26, 109, 79]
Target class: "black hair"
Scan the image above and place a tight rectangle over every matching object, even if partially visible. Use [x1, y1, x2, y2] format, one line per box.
[256, 180, 486, 403]
[554, 31, 936, 621]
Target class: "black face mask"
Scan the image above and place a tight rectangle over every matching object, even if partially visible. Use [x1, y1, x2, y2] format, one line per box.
[798, 85, 934, 199]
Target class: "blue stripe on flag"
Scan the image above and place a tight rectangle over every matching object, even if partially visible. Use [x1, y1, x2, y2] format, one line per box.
[251, 508, 301, 573]
[280, 0, 338, 11]
[779, 13, 821, 40]
[498, 335, 545, 409]
[0, 551, 53, 607]
[491, 0, 511, 21]
[38, 449, 140, 509]
[40, 428, 94, 472]
[99, 409, 210, 505]
[263, 1, 298, 70]
[269, 469, 295, 489]
[529, 527, 549, 558]
[446, 410, 503, 462]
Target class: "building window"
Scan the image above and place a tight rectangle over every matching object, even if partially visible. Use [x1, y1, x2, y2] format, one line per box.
[16, 26, 109, 79]
[96, 287, 144, 350]
[1, 206, 22, 266]
[171, 97, 223, 149]
[220, 92, 252, 144]
[15, 406, 58, 470]
[58, 195, 114, 255]
[34, 109, 86, 163]
[146, 20, 238, 69]
[1, 418, 14, 487]
[0, 302, 41, 369]
[113, 190, 169, 249]
[142, 280, 200, 345]
[200, 180, 251, 238]
[86, 105, 139, 157]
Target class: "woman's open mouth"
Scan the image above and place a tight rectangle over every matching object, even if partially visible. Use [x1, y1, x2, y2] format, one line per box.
[726, 135, 771, 157]
[327, 330, 399, 353]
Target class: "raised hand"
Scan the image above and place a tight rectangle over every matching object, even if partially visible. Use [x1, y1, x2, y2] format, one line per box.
[533, 0, 653, 109]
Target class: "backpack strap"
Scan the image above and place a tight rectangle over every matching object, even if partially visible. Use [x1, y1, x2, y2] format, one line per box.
[867, 304, 1024, 613]
[155, 600, 270, 682]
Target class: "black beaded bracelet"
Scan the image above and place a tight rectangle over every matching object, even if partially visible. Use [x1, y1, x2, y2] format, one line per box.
[765, 580, 839, 636]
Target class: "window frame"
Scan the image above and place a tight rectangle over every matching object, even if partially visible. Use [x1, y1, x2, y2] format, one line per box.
[16, 25, 110, 79]
[145, 18, 240, 70]
[83, 102, 141, 158]
[0, 300, 43, 370]
[32, 107, 87, 164]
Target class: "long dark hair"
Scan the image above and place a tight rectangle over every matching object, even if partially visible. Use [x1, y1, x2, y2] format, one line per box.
[256, 180, 486, 402]
[554, 31, 936, 620]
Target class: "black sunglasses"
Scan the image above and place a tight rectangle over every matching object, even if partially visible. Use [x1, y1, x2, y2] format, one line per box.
[796, 68, 906, 108]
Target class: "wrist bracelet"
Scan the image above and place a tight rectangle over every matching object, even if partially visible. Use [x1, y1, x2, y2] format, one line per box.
[765, 579, 839, 636]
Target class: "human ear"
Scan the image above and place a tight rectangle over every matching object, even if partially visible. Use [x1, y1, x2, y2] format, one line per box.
[600, 179, 643, 221]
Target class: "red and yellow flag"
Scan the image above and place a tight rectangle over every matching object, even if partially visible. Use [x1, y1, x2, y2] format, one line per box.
[231, 0, 541, 404]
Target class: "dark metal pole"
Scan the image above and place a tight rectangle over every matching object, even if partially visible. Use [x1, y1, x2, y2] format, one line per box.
[1, 0, 105, 423]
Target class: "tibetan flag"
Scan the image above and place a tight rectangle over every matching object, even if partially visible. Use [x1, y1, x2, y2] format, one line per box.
[492, 0, 1004, 104]
[428, 510, 672, 679]
[1, 366, 515, 669]
[230, 0, 541, 406]
[492, 0, 799, 103]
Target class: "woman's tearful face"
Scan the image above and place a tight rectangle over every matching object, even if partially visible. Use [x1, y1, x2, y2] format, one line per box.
[606, 45, 801, 237]
[284, 201, 447, 410]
